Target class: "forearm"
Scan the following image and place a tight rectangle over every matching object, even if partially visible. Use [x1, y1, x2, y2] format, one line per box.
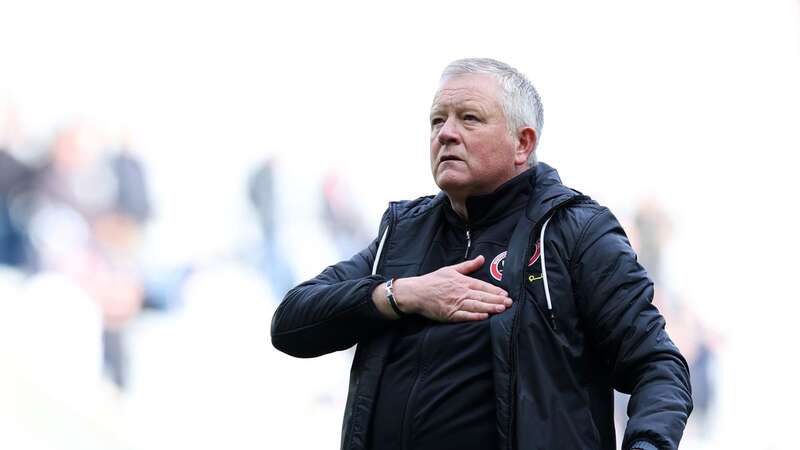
[620, 310, 693, 450]
[622, 355, 692, 450]
[271, 274, 389, 357]
[270, 232, 391, 357]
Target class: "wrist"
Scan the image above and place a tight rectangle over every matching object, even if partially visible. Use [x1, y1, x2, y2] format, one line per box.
[371, 281, 400, 320]
[391, 277, 416, 314]
[385, 278, 407, 317]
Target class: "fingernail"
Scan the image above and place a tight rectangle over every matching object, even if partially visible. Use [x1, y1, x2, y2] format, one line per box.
[496, 305, 505, 312]
[504, 298, 513, 307]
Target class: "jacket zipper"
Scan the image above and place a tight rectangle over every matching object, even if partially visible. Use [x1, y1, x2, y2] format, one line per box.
[464, 225, 471, 260]
[506, 217, 549, 450]
[506, 290, 523, 450]
[505, 218, 543, 450]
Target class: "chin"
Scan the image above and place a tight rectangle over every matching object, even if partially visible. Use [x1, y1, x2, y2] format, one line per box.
[435, 174, 470, 195]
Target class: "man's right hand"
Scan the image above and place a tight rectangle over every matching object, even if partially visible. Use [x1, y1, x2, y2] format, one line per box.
[372, 255, 512, 321]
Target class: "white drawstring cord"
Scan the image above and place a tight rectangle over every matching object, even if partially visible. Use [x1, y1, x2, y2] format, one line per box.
[372, 228, 389, 275]
[539, 215, 555, 325]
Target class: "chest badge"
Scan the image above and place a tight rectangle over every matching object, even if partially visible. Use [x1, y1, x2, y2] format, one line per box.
[490, 240, 542, 282]
[527, 240, 541, 267]
[489, 251, 507, 281]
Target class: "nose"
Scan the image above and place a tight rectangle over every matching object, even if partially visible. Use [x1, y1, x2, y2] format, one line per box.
[436, 117, 461, 146]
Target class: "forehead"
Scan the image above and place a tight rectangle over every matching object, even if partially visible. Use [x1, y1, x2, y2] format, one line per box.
[431, 73, 503, 111]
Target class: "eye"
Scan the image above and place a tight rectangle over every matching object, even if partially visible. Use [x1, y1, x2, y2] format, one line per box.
[463, 113, 480, 122]
[430, 117, 445, 128]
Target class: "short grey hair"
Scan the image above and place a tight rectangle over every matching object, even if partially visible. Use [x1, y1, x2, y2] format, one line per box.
[441, 58, 543, 165]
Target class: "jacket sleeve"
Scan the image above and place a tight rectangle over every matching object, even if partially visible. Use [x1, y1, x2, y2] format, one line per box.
[270, 212, 391, 358]
[571, 208, 692, 450]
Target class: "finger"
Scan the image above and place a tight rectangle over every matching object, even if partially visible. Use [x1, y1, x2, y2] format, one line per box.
[452, 255, 485, 275]
[449, 310, 490, 322]
[469, 291, 513, 307]
[460, 299, 508, 314]
[466, 278, 509, 297]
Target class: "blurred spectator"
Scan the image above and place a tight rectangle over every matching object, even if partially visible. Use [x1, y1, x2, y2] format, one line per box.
[96, 144, 153, 389]
[0, 148, 38, 268]
[249, 158, 277, 250]
[109, 146, 152, 224]
[320, 170, 370, 259]
[653, 290, 717, 436]
[24, 125, 152, 390]
[634, 198, 672, 283]
[247, 158, 295, 298]
[0, 101, 39, 269]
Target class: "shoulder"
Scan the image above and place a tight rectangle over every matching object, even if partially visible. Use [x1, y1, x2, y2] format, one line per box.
[387, 192, 448, 221]
[559, 198, 611, 234]
[546, 195, 629, 268]
[372, 192, 447, 238]
[540, 186, 607, 232]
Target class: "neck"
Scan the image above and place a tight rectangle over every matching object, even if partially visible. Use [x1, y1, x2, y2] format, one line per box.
[444, 165, 534, 223]
[448, 197, 468, 221]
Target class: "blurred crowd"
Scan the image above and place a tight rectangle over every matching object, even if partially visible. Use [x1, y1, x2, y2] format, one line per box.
[1, 97, 718, 448]
[0, 98, 371, 397]
[616, 200, 720, 442]
[1, 109, 152, 392]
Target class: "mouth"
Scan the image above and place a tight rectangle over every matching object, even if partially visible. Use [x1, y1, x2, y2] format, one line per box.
[439, 155, 463, 164]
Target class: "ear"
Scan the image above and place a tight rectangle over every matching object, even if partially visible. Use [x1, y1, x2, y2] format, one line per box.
[514, 127, 537, 165]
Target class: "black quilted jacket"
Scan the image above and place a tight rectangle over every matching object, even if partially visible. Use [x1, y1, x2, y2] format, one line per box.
[271, 163, 692, 450]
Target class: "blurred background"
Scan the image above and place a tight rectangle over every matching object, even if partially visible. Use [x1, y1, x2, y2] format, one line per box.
[1, 0, 799, 449]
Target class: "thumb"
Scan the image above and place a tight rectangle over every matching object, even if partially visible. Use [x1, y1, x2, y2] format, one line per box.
[453, 255, 485, 274]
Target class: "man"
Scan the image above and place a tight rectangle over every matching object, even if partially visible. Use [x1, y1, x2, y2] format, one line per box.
[271, 58, 692, 450]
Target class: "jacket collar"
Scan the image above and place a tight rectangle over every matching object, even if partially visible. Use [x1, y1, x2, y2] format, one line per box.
[442, 167, 535, 229]
[390, 162, 581, 231]
[525, 162, 583, 226]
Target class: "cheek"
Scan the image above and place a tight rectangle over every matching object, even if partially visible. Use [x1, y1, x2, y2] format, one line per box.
[429, 147, 439, 175]
[430, 137, 446, 157]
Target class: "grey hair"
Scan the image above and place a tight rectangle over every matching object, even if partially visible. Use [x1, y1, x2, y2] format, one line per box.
[441, 58, 543, 166]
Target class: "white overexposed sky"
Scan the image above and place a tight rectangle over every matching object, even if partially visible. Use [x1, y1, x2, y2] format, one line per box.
[2, 0, 800, 447]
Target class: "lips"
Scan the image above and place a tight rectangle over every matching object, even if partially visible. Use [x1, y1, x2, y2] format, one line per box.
[439, 155, 463, 163]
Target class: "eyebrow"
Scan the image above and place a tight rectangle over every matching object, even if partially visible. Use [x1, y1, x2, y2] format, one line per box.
[430, 101, 489, 117]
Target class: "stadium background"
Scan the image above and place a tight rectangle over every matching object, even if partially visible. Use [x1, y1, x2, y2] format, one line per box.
[1, 1, 798, 448]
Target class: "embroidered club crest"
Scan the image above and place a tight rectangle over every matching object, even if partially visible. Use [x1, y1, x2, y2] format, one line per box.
[490, 240, 542, 282]
[489, 251, 507, 281]
[528, 240, 541, 267]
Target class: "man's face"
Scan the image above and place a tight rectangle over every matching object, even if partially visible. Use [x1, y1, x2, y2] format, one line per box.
[429, 73, 523, 201]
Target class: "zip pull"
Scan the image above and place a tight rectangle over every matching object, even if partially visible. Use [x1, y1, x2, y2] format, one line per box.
[549, 311, 558, 331]
[464, 226, 471, 260]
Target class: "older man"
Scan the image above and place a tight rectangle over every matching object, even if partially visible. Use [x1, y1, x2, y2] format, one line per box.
[271, 58, 692, 450]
